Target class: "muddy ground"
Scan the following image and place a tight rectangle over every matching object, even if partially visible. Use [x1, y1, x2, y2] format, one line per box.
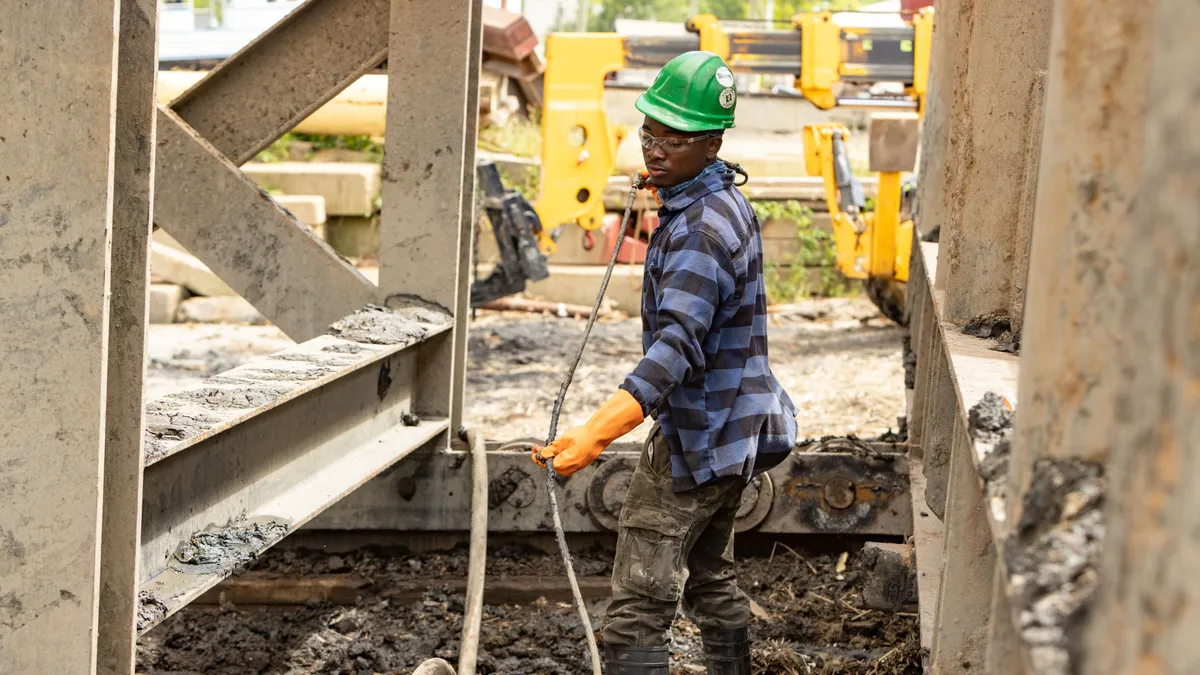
[146, 296, 905, 444]
[137, 544, 920, 675]
[138, 296, 912, 674]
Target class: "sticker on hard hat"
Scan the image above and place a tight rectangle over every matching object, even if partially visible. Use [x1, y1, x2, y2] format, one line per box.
[719, 88, 736, 109]
[714, 67, 734, 87]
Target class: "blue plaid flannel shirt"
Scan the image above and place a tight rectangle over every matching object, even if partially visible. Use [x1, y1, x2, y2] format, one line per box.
[620, 162, 798, 491]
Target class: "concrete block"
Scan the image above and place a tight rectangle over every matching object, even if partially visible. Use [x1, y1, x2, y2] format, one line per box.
[151, 242, 237, 297]
[241, 162, 381, 216]
[273, 194, 328, 228]
[426, 263, 645, 316]
[152, 228, 188, 253]
[869, 113, 921, 173]
[176, 296, 268, 325]
[325, 216, 379, 259]
[149, 284, 185, 324]
[861, 541, 917, 612]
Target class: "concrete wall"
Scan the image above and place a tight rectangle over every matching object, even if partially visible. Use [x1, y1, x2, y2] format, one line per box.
[937, 0, 1053, 326]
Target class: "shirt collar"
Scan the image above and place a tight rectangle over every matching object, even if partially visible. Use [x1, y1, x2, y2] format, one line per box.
[657, 162, 733, 211]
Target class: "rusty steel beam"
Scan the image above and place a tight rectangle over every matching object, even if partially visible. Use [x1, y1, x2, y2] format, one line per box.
[153, 0, 391, 340]
[136, 304, 453, 634]
[312, 439, 910, 536]
[170, 0, 390, 165]
[97, 0, 159, 671]
[380, 0, 480, 426]
[451, 0, 485, 433]
[0, 1, 123, 669]
[154, 107, 376, 341]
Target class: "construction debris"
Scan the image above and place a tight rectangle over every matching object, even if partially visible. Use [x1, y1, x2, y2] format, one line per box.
[176, 296, 268, 325]
[171, 521, 290, 576]
[1004, 458, 1105, 675]
[139, 546, 922, 674]
[962, 311, 1012, 339]
[328, 304, 449, 345]
[860, 543, 917, 612]
[136, 591, 169, 633]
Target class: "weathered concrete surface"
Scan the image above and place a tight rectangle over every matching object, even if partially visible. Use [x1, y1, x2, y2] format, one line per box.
[0, 1, 120, 670]
[452, 0, 485, 433]
[241, 162, 381, 216]
[861, 542, 917, 612]
[274, 194, 328, 232]
[868, 113, 921, 173]
[176, 296, 267, 325]
[985, 568, 1022, 673]
[1011, 0, 1154, 516]
[1080, 0, 1200, 670]
[167, 0, 390, 165]
[151, 243, 237, 297]
[380, 0, 478, 422]
[102, 0, 160, 663]
[149, 283, 185, 324]
[921, 327, 956, 520]
[930, 419, 996, 674]
[154, 108, 377, 341]
[939, 0, 1053, 324]
[913, 0, 961, 241]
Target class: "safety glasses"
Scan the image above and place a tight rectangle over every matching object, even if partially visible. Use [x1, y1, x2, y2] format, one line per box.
[638, 127, 717, 154]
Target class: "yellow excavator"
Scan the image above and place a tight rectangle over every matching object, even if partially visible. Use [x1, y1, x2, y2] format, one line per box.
[532, 9, 933, 323]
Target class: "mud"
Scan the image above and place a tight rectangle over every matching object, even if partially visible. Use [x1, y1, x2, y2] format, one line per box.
[967, 392, 1012, 445]
[901, 333, 916, 390]
[137, 590, 169, 633]
[323, 342, 370, 354]
[1004, 458, 1105, 675]
[138, 546, 921, 675]
[168, 385, 294, 410]
[962, 312, 1011, 339]
[466, 297, 907, 444]
[990, 327, 1021, 355]
[171, 521, 290, 576]
[328, 304, 447, 346]
[968, 392, 1014, 519]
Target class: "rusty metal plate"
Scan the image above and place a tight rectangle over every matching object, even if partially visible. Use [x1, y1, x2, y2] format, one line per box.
[757, 452, 912, 535]
[317, 443, 911, 537]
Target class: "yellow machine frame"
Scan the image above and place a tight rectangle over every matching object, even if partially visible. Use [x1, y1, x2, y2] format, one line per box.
[802, 123, 912, 284]
[535, 9, 934, 258]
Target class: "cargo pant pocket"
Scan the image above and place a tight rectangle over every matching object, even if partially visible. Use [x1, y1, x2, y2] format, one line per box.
[614, 505, 692, 603]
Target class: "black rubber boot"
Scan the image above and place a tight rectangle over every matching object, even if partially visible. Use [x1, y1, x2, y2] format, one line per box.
[604, 644, 671, 674]
[701, 626, 752, 675]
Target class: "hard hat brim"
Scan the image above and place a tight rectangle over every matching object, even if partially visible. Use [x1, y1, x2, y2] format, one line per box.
[636, 93, 734, 134]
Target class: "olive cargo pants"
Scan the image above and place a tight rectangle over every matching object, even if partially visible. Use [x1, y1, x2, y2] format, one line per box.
[603, 426, 752, 648]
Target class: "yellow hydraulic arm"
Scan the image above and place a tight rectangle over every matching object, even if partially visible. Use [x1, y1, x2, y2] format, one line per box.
[533, 9, 934, 254]
[802, 124, 912, 284]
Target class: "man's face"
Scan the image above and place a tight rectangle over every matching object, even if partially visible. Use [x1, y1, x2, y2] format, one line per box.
[640, 116, 722, 188]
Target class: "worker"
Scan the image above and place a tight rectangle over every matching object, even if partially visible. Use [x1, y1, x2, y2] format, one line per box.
[533, 51, 798, 675]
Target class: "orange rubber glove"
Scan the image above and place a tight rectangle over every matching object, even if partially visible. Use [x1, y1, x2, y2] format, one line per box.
[533, 389, 645, 476]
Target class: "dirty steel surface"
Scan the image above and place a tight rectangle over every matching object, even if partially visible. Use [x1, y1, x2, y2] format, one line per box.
[137, 545, 921, 674]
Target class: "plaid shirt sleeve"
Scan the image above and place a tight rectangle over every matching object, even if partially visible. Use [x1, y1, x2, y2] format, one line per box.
[620, 228, 737, 414]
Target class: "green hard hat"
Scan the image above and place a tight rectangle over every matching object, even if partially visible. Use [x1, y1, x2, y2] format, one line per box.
[636, 51, 737, 133]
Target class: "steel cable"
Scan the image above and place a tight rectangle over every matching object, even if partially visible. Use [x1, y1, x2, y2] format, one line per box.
[543, 171, 647, 675]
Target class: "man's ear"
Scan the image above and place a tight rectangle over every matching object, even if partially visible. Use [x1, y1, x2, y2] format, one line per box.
[706, 135, 723, 162]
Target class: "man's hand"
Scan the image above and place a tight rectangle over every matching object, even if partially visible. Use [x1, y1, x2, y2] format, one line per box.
[532, 389, 644, 476]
